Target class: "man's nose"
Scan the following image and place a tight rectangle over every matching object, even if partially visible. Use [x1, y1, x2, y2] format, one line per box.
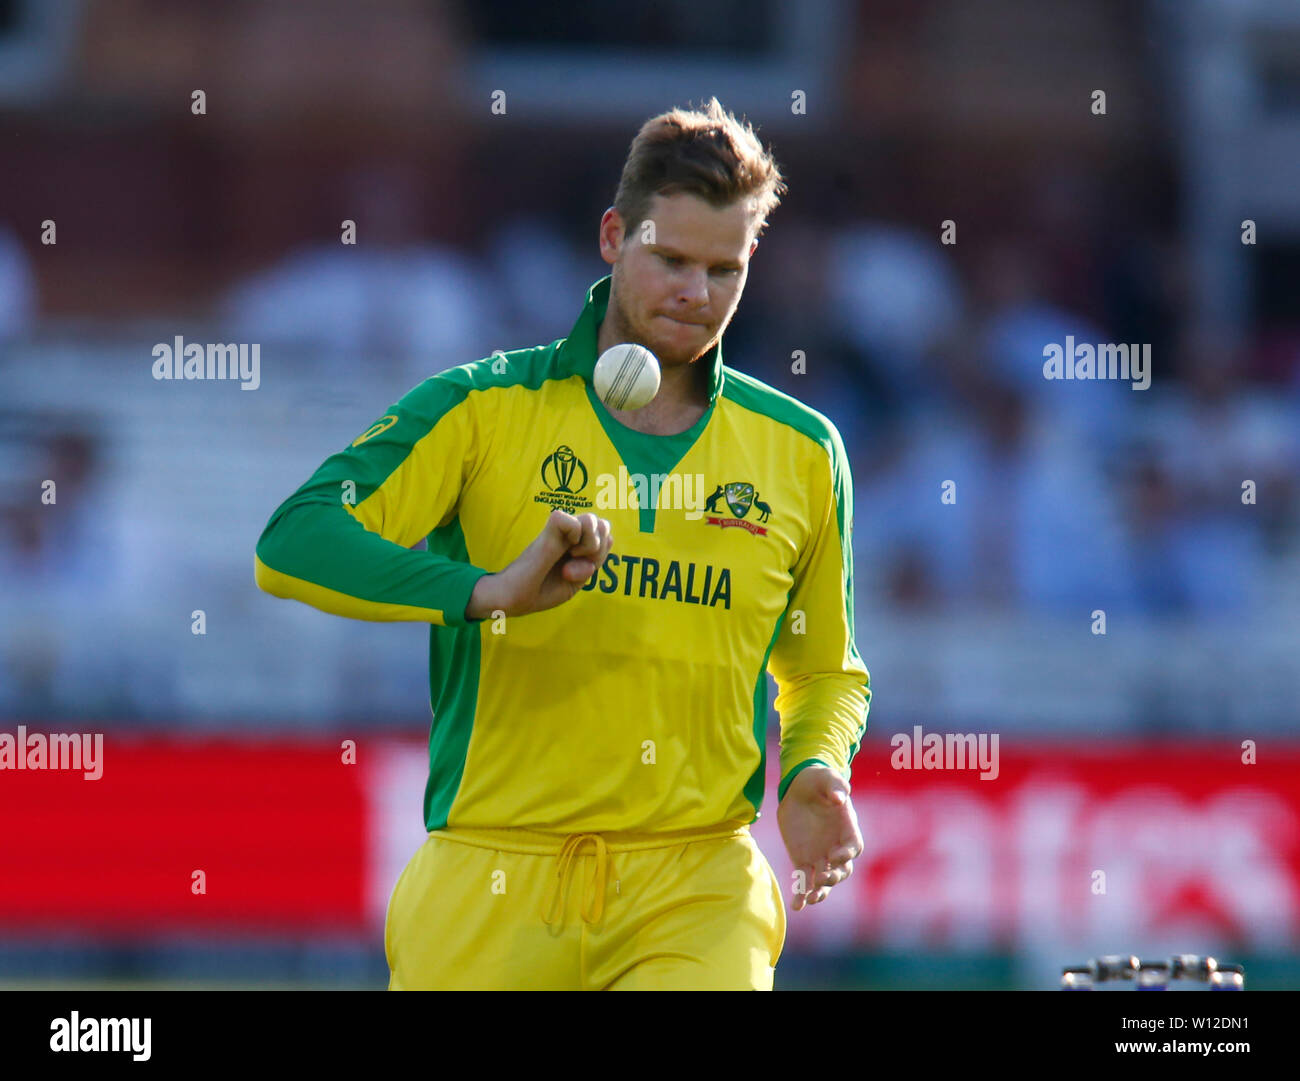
[676, 268, 709, 307]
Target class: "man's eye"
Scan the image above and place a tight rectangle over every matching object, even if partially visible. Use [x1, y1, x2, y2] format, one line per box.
[659, 254, 680, 266]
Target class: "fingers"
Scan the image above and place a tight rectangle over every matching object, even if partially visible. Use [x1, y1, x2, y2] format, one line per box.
[794, 854, 858, 909]
[791, 865, 815, 911]
[570, 513, 612, 566]
[798, 879, 832, 906]
[557, 512, 612, 582]
[813, 860, 853, 889]
[792, 862, 844, 908]
[828, 843, 860, 864]
[543, 512, 586, 581]
[567, 513, 604, 558]
[548, 509, 583, 547]
[562, 559, 595, 582]
[587, 515, 613, 568]
[813, 838, 860, 888]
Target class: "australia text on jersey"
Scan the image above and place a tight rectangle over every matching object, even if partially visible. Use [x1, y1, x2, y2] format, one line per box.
[580, 552, 732, 609]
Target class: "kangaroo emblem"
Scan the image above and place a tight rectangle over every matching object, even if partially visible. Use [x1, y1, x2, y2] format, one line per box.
[704, 484, 725, 513]
[753, 493, 772, 522]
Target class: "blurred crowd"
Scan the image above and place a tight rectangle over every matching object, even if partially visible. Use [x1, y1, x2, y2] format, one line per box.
[2, 163, 1299, 721]
[732, 208, 1299, 618]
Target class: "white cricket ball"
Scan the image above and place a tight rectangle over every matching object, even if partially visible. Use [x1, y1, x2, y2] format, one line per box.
[593, 343, 661, 411]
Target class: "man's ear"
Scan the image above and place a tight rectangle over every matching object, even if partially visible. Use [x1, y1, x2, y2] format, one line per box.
[599, 207, 624, 264]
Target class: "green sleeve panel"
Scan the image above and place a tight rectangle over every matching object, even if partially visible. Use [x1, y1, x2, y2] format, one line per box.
[254, 370, 496, 627]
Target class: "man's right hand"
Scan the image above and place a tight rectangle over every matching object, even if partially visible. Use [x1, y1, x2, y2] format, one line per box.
[464, 510, 614, 620]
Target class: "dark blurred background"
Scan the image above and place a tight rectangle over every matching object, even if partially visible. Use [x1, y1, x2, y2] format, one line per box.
[2, 0, 1299, 990]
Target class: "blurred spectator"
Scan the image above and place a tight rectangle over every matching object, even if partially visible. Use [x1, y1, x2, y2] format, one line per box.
[826, 222, 965, 416]
[486, 214, 594, 345]
[1121, 328, 1296, 613]
[222, 165, 495, 378]
[0, 425, 133, 716]
[973, 239, 1134, 454]
[0, 227, 37, 342]
[732, 218, 895, 458]
[855, 355, 1134, 615]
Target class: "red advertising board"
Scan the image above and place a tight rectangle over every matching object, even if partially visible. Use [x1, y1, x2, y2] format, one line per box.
[0, 734, 368, 933]
[753, 739, 1300, 951]
[2, 732, 1298, 953]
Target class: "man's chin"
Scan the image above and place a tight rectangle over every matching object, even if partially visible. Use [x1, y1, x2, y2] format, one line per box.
[647, 334, 719, 367]
[654, 347, 712, 369]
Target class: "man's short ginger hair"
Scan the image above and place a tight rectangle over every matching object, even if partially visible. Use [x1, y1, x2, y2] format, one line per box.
[613, 97, 787, 242]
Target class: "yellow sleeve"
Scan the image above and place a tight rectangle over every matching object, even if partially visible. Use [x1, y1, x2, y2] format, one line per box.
[768, 427, 870, 799]
[254, 369, 495, 627]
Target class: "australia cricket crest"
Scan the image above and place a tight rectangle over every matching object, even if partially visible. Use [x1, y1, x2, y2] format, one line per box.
[725, 482, 754, 518]
[704, 480, 770, 536]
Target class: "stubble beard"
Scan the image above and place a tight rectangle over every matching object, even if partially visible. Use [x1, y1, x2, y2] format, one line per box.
[609, 290, 721, 372]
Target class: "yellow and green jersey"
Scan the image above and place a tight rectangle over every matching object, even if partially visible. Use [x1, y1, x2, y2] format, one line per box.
[255, 275, 870, 834]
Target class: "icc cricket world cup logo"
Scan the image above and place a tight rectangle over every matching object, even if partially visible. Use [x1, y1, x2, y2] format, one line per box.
[541, 445, 589, 494]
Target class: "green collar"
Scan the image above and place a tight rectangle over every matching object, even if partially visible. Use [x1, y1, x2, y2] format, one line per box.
[558, 275, 725, 403]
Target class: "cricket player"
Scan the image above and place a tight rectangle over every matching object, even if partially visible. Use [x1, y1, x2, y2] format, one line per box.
[254, 97, 870, 990]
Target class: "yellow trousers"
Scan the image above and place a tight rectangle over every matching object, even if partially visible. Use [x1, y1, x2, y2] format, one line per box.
[385, 823, 786, 990]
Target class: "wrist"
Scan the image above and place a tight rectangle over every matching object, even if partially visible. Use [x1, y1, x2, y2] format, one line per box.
[465, 573, 502, 621]
[778, 758, 836, 802]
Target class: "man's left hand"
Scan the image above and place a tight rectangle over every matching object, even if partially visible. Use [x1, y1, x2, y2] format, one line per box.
[777, 765, 862, 911]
